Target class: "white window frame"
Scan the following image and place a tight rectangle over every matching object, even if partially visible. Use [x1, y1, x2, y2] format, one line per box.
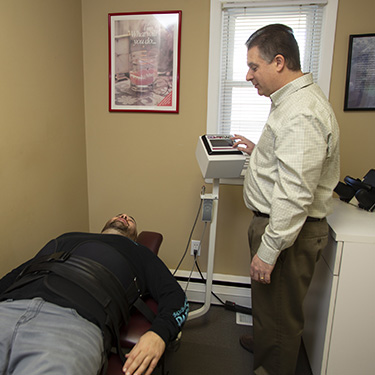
[206, 0, 339, 152]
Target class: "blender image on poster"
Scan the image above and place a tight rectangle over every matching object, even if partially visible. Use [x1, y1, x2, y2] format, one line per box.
[129, 49, 159, 91]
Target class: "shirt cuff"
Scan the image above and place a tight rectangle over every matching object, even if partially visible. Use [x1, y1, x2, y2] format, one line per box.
[256, 242, 279, 266]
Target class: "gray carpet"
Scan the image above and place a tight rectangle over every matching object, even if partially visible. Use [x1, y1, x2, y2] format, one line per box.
[163, 303, 312, 375]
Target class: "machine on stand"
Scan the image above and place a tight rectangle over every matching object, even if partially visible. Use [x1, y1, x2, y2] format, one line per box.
[188, 135, 246, 320]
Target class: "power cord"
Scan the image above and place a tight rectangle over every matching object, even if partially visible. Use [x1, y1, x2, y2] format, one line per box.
[174, 185, 252, 315]
[184, 253, 198, 294]
[184, 222, 207, 293]
[194, 256, 252, 315]
[193, 257, 225, 305]
[172, 195, 203, 276]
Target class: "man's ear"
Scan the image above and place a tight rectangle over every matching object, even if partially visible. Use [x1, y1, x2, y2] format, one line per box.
[274, 54, 285, 72]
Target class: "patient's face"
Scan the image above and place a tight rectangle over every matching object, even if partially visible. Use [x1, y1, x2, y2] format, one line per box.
[101, 213, 138, 240]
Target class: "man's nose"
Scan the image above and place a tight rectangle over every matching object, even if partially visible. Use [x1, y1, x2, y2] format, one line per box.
[246, 69, 253, 81]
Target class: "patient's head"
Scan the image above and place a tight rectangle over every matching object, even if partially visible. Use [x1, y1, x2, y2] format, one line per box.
[101, 213, 138, 241]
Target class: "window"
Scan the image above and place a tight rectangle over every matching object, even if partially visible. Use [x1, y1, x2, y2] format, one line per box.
[221, 4, 325, 143]
[206, 0, 338, 148]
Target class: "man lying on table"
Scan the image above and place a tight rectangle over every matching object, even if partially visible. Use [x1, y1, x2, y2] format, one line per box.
[0, 213, 189, 375]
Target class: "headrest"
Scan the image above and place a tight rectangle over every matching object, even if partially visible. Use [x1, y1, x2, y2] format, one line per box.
[334, 169, 375, 212]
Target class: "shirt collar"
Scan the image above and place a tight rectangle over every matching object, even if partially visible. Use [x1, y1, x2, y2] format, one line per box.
[270, 73, 314, 106]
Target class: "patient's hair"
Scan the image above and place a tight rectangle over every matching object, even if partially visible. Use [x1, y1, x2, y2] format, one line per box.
[245, 24, 301, 71]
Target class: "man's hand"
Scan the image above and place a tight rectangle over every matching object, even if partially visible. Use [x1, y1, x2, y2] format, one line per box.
[123, 331, 166, 375]
[231, 134, 256, 155]
[250, 254, 274, 284]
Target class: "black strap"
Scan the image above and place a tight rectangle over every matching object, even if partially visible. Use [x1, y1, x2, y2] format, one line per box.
[133, 297, 156, 323]
[11, 254, 130, 326]
[4, 248, 158, 365]
[124, 277, 156, 323]
[5, 251, 130, 363]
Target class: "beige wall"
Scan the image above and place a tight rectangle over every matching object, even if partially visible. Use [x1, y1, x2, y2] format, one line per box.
[82, 0, 252, 276]
[83, 0, 375, 277]
[1, 0, 374, 279]
[330, 0, 375, 179]
[0, 0, 89, 277]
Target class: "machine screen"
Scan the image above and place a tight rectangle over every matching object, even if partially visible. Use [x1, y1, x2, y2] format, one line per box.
[210, 139, 234, 147]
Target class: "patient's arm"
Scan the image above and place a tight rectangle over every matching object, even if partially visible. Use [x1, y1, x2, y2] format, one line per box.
[122, 331, 166, 375]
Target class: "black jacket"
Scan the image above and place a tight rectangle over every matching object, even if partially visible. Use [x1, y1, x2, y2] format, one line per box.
[0, 232, 188, 345]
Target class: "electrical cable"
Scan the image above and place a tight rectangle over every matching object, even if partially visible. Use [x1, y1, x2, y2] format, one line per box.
[184, 252, 198, 294]
[172, 190, 204, 276]
[173, 185, 252, 315]
[176, 194, 225, 305]
[184, 222, 207, 293]
[194, 258, 226, 306]
[194, 258, 252, 315]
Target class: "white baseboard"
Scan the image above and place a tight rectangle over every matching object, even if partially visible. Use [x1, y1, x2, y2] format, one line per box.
[172, 269, 252, 308]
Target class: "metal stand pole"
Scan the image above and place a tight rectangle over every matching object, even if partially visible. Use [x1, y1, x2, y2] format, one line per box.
[188, 178, 219, 320]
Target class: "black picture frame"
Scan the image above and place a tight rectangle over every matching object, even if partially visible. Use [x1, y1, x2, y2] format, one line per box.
[344, 33, 375, 111]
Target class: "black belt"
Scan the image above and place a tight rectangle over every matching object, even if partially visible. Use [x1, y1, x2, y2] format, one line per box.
[252, 211, 324, 222]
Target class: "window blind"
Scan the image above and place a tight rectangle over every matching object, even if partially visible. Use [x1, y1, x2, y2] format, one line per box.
[219, 4, 325, 143]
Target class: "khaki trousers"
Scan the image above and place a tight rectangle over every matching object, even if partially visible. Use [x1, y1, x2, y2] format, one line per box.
[248, 216, 328, 375]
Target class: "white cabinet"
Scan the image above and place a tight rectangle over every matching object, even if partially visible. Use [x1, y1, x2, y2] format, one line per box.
[303, 199, 375, 375]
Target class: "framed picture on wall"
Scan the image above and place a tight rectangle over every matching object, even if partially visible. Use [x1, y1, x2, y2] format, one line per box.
[344, 33, 375, 111]
[108, 11, 182, 113]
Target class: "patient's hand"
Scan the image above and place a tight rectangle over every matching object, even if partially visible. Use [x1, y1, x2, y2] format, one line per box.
[123, 331, 166, 375]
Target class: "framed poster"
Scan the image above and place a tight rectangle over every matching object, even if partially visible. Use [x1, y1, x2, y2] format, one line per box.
[344, 34, 375, 111]
[108, 11, 182, 113]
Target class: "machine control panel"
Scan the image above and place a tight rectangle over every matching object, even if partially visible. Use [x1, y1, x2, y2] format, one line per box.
[202, 134, 243, 155]
[196, 134, 246, 179]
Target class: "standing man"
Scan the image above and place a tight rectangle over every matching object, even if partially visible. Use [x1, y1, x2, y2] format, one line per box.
[232, 24, 340, 375]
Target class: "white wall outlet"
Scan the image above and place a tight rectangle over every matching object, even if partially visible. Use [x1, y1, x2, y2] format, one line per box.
[191, 240, 201, 256]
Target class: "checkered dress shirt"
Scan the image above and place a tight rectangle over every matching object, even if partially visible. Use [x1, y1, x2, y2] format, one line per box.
[243, 73, 340, 265]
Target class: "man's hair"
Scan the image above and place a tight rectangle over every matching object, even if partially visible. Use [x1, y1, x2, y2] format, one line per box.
[245, 24, 301, 71]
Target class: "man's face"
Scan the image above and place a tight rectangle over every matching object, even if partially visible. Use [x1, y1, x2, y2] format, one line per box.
[101, 213, 138, 240]
[246, 46, 278, 97]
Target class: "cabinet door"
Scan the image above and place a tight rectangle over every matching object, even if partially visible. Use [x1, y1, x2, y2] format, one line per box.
[327, 241, 375, 375]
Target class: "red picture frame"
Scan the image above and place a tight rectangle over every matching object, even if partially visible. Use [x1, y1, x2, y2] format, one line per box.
[108, 11, 182, 113]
